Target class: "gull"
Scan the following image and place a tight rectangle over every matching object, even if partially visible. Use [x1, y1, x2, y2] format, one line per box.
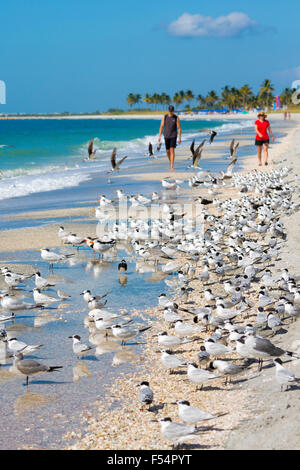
[198, 346, 210, 365]
[199, 266, 210, 284]
[137, 381, 153, 410]
[160, 350, 187, 374]
[64, 233, 86, 248]
[33, 288, 60, 305]
[230, 140, 239, 159]
[174, 320, 204, 337]
[245, 334, 298, 371]
[58, 226, 71, 242]
[109, 148, 127, 172]
[0, 294, 36, 312]
[111, 324, 151, 345]
[87, 138, 96, 160]
[57, 289, 71, 300]
[163, 307, 182, 324]
[35, 271, 56, 289]
[80, 289, 109, 304]
[3, 272, 25, 288]
[267, 313, 281, 335]
[174, 400, 223, 424]
[194, 197, 213, 206]
[204, 339, 233, 357]
[187, 362, 222, 390]
[161, 178, 176, 190]
[148, 142, 154, 157]
[90, 239, 116, 257]
[221, 157, 237, 180]
[87, 296, 108, 310]
[68, 335, 94, 358]
[6, 337, 43, 355]
[209, 360, 247, 384]
[118, 260, 127, 272]
[114, 189, 127, 201]
[191, 140, 205, 168]
[156, 417, 201, 449]
[273, 358, 300, 391]
[94, 316, 131, 331]
[37, 248, 74, 270]
[156, 331, 196, 348]
[14, 352, 62, 386]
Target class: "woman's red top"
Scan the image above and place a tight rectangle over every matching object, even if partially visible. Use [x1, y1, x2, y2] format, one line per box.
[255, 119, 270, 140]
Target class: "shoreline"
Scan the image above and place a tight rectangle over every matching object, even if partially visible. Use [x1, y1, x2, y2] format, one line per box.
[1, 117, 299, 450]
[0, 111, 283, 121]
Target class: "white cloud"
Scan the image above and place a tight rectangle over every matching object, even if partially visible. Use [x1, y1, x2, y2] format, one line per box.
[168, 12, 258, 38]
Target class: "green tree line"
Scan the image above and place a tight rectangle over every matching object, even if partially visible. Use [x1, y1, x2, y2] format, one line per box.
[126, 80, 296, 112]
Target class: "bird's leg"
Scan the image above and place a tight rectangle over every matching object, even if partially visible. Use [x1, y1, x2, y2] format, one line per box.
[26, 376, 29, 387]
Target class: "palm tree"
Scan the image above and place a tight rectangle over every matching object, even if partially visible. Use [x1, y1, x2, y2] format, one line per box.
[205, 90, 219, 109]
[143, 93, 152, 109]
[185, 90, 194, 106]
[135, 94, 141, 108]
[173, 92, 183, 108]
[196, 94, 206, 109]
[239, 84, 253, 109]
[127, 93, 136, 108]
[280, 87, 295, 106]
[259, 79, 275, 108]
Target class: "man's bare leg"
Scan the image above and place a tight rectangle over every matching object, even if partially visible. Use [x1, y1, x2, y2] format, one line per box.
[169, 147, 175, 170]
[166, 149, 171, 162]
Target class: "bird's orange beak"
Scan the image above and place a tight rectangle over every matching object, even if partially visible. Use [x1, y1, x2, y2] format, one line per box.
[36, 249, 41, 251]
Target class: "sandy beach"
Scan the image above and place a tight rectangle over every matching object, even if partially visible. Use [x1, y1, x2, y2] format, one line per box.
[1, 114, 299, 450]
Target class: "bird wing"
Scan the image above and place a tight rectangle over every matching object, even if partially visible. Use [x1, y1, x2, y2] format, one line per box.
[226, 158, 237, 176]
[149, 143, 153, 155]
[190, 139, 195, 157]
[209, 131, 217, 144]
[115, 155, 128, 169]
[230, 139, 235, 156]
[193, 149, 203, 168]
[110, 148, 117, 169]
[232, 142, 239, 158]
[88, 139, 94, 156]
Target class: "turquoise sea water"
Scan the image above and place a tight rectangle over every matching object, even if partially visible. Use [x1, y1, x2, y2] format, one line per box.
[0, 117, 253, 203]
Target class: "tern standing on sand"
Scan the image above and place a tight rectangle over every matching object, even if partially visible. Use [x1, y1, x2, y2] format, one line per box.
[158, 105, 181, 171]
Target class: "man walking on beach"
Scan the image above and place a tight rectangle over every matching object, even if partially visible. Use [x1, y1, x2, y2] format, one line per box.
[158, 105, 181, 171]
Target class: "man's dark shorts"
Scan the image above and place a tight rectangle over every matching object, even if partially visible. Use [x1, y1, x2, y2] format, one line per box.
[164, 137, 177, 150]
[255, 139, 269, 146]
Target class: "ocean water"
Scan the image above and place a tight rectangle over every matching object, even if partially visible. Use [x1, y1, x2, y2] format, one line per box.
[0, 117, 254, 203]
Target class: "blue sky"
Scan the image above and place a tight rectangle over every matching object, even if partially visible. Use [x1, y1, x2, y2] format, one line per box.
[0, 0, 299, 113]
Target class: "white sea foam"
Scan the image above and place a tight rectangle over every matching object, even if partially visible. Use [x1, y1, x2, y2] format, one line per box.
[0, 119, 253, 201]
[0, 170, 91, 201]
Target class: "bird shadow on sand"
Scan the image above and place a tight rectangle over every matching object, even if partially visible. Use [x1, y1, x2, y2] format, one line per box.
[23, 379, 71, 386]
[175, 443, 213, 450]
[148, 402, 165, 413]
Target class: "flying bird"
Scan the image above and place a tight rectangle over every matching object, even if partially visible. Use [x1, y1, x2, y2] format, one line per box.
[209, 130, 217, 144]
[192, 139, 206, 168]
[109, 148, 128, 172]
[87, 138, 96, 160]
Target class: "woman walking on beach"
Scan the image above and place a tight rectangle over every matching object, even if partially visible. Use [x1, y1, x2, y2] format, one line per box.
[158, 105, 181, 171]
[255, 112, 274, 166]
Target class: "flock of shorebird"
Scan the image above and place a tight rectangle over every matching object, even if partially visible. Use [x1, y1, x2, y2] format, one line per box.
[1, 132, 300, 449]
